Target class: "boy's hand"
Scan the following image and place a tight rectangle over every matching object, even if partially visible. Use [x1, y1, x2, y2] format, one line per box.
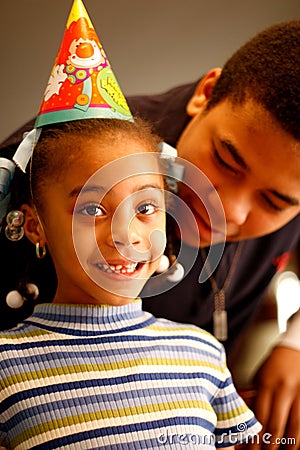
[248, 346, 300, 449]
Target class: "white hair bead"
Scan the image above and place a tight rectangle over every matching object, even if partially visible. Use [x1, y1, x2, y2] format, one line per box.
[166, 262, 185, 282]
[6, 290, 25, 309]
[155, 255, 170, 273]
[26, 283, 39, 300]
[6, 283, 39, 309]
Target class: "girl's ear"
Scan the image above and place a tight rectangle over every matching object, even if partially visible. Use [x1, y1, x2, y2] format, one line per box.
[186, 68, 222, 117]
[21, 204, 46, 247]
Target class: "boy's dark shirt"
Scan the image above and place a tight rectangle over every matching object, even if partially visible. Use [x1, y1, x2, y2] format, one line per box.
[0, 82, 299, 353]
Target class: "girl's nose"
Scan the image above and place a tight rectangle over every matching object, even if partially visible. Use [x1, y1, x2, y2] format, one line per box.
[108, 213, 142, 249]
[107, 217, 148, 262]
[112, 226, 141, 248]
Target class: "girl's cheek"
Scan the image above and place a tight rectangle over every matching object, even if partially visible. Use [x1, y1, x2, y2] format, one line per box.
[73, 226, 101, 259]
[148, 226, 167, 262]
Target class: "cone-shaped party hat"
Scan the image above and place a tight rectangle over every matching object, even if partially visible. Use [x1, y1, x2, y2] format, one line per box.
[35, 0, 132, 128]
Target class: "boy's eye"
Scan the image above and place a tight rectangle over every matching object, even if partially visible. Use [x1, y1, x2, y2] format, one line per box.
[137, 203, 157, 215]
[213, 147, 240, 175]
[81, 204, 105, 217]
[261, 194, 284, 213]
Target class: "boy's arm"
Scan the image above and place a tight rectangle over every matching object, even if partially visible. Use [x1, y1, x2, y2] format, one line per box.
[248, 313, 300, 450]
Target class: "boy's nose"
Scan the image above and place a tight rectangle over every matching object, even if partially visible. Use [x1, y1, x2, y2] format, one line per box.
[220, 189, 251, 228]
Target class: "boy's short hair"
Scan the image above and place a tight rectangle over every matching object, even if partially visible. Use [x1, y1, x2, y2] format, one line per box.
[206, 20, 300, 140]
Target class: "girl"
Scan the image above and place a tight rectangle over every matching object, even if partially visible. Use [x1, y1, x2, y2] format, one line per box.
[0, 117, 260, 449]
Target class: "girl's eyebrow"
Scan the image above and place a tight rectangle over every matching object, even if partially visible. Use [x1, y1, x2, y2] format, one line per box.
[68, 183, 163, 199]
[68, 185, 106, 199]
[134, 183, 164, 192]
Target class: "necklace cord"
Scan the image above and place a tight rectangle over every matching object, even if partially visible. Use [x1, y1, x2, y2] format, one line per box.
[200, 242, 244, 340]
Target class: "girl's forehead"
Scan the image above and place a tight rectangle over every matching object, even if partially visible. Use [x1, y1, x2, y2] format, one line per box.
[65, 134, 157, 164]
[60, 147, 163, 194]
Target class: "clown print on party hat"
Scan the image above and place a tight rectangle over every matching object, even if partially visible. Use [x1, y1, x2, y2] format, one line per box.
[35, 0, 132, 127]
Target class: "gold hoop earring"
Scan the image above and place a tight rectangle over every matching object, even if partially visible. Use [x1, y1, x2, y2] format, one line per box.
[36, 242, 46, 259]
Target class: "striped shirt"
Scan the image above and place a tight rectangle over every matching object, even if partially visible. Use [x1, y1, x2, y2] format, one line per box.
[0, 300, 261, 449]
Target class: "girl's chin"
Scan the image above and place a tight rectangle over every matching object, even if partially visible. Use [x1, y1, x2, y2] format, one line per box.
[82, 272, 146, 302]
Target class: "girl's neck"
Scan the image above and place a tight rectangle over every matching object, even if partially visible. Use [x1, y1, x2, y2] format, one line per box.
[52, 296, 135, 307]
[52, 289, 135, 307]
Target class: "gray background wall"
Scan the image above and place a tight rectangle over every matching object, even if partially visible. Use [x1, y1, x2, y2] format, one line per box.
[1, 0, 299, 143]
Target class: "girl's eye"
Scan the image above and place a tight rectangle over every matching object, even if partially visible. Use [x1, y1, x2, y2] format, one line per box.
[81, 204, 105, 217]
[137, 202, 157, 215]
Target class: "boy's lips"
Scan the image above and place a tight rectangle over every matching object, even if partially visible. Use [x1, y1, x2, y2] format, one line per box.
[190, 204, 225, 238]
[190, 204, 211, 231]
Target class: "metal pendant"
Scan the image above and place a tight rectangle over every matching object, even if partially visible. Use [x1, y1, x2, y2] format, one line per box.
[213, 309, 228, 341]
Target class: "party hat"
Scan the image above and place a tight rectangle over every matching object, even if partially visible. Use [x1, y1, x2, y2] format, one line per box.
[35, 0, 132, 128]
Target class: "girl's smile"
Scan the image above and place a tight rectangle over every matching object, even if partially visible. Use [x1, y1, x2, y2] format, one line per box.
[95, 261, 141, 276]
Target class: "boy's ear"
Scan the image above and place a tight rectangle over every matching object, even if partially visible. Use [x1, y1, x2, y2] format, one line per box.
[186, 68, 222, 117]
[21, 204, 46, 246]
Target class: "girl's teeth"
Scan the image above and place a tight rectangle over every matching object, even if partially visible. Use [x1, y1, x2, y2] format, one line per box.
[98, 263, 138, 274]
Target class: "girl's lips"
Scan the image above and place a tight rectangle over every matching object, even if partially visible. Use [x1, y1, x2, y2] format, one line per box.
[98, 262, 138, 274]
[93, 261, 146, 279]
